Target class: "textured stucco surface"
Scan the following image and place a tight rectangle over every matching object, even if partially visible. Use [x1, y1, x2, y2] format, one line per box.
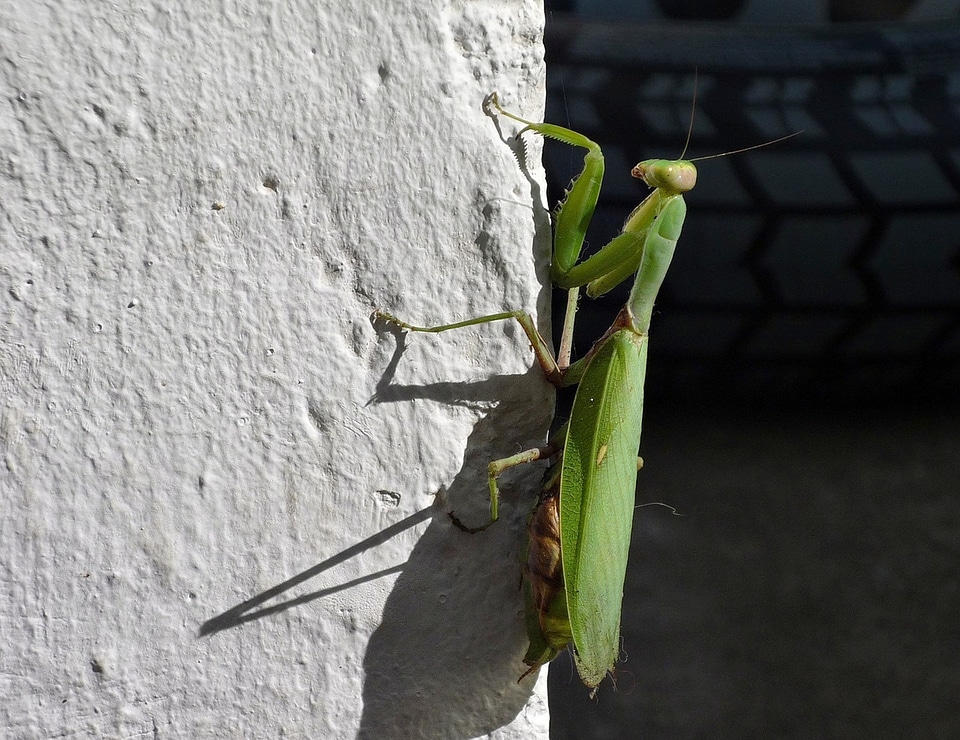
[1, 2, 552, 737]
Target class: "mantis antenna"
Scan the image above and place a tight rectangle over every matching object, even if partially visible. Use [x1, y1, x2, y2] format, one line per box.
[689, 131, 803, 162]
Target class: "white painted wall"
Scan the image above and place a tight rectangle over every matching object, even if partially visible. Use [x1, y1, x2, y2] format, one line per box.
[1, 1, 552, 736]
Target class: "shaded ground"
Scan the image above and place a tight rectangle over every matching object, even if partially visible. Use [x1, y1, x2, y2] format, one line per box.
[550, 402, 960, 738]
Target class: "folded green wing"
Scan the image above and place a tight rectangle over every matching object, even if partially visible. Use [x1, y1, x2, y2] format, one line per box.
[560, 329, 647, 690]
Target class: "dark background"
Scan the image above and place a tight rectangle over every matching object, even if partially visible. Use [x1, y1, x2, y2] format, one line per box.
[538, 2, 960, 737]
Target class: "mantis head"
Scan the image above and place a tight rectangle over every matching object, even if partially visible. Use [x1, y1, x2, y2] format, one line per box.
[631, 159, 698, 195]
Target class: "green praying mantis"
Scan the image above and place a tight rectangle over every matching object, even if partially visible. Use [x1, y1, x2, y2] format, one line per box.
[376, 92, 788, 694]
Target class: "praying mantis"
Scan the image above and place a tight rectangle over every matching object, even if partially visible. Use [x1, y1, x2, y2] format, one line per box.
[375, 91, 731, 694]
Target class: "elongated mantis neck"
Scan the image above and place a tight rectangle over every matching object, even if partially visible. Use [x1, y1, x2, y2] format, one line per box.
[623, 159, 696, 334]
[625, 220, 678, 335]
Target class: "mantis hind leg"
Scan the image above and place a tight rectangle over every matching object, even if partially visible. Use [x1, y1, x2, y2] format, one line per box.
[449, 442, 561, 533]
[449, 423, 568, 533]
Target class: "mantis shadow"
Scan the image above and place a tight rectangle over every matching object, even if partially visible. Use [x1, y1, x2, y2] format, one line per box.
[349, 105, 557, 735]
[197, 509, 431, 637]
[357, 328, 553, 738]
[198, 345, 551, 738]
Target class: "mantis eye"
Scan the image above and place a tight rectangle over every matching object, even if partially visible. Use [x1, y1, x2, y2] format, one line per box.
[631, 160, 697, 194]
